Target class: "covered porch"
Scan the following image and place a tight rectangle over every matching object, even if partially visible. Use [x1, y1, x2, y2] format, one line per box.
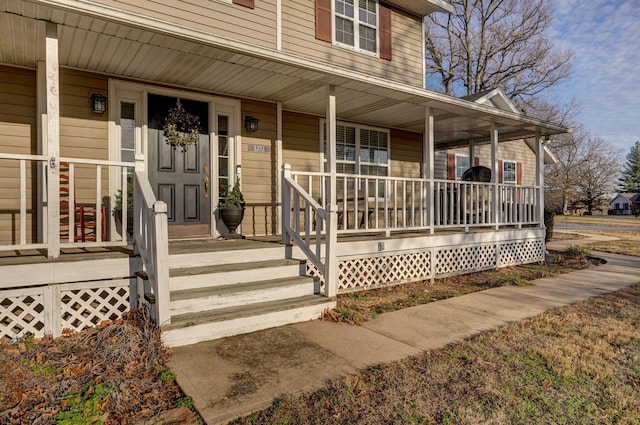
[0, 0, 567, 338]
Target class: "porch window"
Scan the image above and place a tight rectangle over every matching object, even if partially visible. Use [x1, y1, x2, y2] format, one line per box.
[502, 160, 516, 184]
[334, 0, 378, 54]
[455, 154, 469, 180]
[321, 121, 389, 196]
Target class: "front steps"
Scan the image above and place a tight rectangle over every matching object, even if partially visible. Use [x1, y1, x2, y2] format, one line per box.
[161, 245, 335, 347]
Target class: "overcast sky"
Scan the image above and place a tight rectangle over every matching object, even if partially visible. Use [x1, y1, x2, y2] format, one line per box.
[547, 0, 640, 156]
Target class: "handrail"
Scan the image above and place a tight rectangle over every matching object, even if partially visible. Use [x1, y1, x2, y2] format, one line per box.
[282, 164, 338, 296]
[133, 166, 170, 326]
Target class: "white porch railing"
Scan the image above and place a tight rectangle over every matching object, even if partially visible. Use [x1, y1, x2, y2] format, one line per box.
[0, 154, 134, 252]
[133, 163, 170, 326]
[289, 170, 540, 233]
[282, 165, 337, 297]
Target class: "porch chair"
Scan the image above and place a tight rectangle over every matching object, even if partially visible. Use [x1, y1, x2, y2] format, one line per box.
[59, 162, 108, 242]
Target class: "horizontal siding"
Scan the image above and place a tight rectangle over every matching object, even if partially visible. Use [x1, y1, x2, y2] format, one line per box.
[92, 0, 277, 49]
[282, 111, 321, 172]
[240, 100, 278, 236]
[282, 0, 423, 86]
[0, 66, 37, 244]
[390, 129, 422, 179]
[438, 140, 537, 186]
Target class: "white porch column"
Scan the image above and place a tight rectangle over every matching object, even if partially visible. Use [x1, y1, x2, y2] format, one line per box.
[490, 124, 499, 230]
[276, 101, 283, 235]
[324, 85, 338, 297]
[423, 107, 435, 234]
[45, 22, 60, 258]
[535, 132, 545, 228]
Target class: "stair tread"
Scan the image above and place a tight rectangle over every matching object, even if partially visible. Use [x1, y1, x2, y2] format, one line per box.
[170, 276, 315, 302]
[165, 295, 333, 329]
[169, 258, 303, 277]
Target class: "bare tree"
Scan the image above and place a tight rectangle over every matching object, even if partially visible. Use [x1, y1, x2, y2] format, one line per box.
[546, 127, 620, 214]
[425, 0, 573, 101]
[573, 137, 620, 214]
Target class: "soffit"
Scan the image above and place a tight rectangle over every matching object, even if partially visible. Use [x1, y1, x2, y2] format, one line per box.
[384, 0, 454, 16]
[1, 1, 567, 148]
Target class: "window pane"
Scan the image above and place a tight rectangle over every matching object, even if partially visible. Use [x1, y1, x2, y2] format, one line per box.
[359, 25, 377, 52]
[120, 102, 135, 159]
[503, 161, 516, 183]
[359, 0, 376, 25]
[456, 155, 470, 179]
[336, 17, 354, 46]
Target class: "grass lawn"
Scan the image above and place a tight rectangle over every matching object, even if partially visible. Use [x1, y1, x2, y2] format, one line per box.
[577, 231, 640, 257]
[555, 214, 640, 227]
[232, 284, 640, 425]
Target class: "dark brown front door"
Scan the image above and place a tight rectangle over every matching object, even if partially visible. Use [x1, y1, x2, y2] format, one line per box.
[148, 94, 211, 238]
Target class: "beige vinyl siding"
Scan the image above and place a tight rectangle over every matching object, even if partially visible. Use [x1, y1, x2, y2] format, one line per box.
[240, 100, 278, 236]
[59, 69, 110, 207]
[0, 66, 37, 244]
[436, 140, 537, 185]
[92, 0, 277, 49]
[282, 111, 322, 172]
[390, 129, 422, 178]
[282, 0, 424, 86]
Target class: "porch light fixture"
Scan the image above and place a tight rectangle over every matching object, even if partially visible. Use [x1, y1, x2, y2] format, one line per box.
[244, 116, 259, 132]
[90, 93, 107, 114]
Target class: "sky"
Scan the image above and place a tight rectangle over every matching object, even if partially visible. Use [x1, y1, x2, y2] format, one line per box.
[547, 0, 640, 156]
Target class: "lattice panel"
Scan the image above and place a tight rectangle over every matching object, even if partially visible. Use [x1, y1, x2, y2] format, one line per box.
[0, 291, 45, 343]
[61, 286, 130, 332]
[434, 244, 496, 276]
[499, 239, 545, 266]
[308, 251, 432, 293]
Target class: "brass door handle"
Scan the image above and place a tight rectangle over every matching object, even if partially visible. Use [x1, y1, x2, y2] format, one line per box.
[204, 175, 209, 198]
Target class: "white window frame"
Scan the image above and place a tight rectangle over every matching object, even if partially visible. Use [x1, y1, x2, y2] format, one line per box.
[455, 154, 470, 180]
[502, 159, 517, 184]
[332, 0, 380, 57]
[320, 120, 390, 178]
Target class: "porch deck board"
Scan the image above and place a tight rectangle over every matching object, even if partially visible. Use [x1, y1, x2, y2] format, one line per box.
[0, 246, 135, 266]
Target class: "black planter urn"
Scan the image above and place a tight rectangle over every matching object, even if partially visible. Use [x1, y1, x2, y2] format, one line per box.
[219, 207, 245, 238]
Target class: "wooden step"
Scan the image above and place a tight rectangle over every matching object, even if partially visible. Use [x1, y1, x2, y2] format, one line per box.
[170, 276, 317, 315]
[169, 259, 306, 291]
[162, 295, 336, 347]
[168, 245, 289, 269]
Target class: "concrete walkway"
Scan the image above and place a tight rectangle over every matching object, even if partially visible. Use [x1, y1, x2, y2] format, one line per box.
[168, 238, 640, 425]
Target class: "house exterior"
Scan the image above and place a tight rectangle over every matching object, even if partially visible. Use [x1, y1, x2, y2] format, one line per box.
[610, 193, 640, 215]
[0, 0, 568, 346]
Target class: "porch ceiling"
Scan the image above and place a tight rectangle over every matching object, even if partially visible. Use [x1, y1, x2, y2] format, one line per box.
[1, 0, 569, 148]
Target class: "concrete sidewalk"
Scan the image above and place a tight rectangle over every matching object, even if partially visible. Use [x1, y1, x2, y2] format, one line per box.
[169, 240, 640, 425]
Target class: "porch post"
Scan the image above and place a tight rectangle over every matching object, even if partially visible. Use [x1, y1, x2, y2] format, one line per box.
[37, 62, 47, 244]
[324, 85, 338, 297]
[535, 132, 545, 228]
[276, 101, 283, 236]
[490, 124, 499, 230]
[423, 107, 435, 234]
[45, 22, 60, 258]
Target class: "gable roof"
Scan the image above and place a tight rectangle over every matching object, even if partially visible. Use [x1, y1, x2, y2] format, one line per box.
[462, 88, 557, 164]
[611, 193, 640, 203]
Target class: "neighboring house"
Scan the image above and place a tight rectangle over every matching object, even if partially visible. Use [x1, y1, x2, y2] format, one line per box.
[0, 0, 568, 346]
[610, 193, 640, 215]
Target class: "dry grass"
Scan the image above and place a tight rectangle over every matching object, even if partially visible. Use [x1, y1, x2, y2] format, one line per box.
[232, 284, 640, 425]
[323, 250, 602, 325]
[556, 215, 640, 227]
[580, 231, 640, 257]
[0, 309, 193, 424]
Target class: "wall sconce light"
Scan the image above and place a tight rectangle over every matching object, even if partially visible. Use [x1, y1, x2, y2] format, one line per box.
[244, 116, 259, 132]
[90, 93, 107, 114]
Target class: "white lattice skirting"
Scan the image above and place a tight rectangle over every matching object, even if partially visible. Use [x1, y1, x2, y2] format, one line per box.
[309, 238, 545, 293]
[0, 279, 133, 344]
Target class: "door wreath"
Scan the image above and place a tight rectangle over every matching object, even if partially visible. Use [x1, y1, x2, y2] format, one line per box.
[163, 98, 201, 151]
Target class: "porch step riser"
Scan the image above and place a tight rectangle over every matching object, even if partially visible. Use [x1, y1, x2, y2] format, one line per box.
[162, 301, 336, 347]
[169, 264, 305, 291]
[169, 247, 289, 269]
[170, 281, 315, 315]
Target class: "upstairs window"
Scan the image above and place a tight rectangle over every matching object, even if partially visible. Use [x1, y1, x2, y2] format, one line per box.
[316, 0, 392, 60]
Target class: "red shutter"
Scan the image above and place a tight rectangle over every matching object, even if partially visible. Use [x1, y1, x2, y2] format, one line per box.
[516, 162, 522, 185]
[498, 160, 503, 183]
[315, 0, 332, 42]
[232, 0, 254, 9]
[379, 4, 392, 61]
[447, 154, 456, 180]
[474, 157, 480, 166]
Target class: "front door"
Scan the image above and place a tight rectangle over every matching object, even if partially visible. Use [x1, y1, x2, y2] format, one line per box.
[147, 94, 211, 238]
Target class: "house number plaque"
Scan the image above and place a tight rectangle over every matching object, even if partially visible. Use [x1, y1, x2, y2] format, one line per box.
[248, 144, 271, 153]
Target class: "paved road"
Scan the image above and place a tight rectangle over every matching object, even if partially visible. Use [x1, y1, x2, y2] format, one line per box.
[554, 220, 640, 233]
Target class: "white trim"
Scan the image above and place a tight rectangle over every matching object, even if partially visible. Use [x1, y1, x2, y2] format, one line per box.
[276, 101, 283, 233]
[45, 21, 60, 258]
[332, 0, 381, 57]
[502, 159, 517, 184]
[276, 0, 282, 51]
